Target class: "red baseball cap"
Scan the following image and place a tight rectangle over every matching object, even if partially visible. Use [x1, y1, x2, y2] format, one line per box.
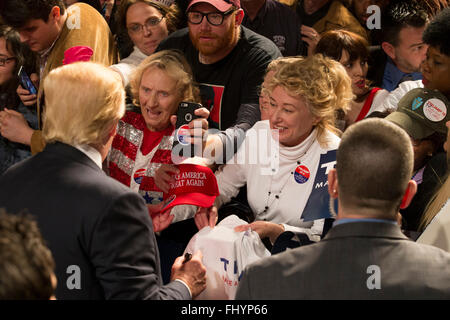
[161, 164, 220, 212]
[63, 46, 93, 65]
[187, 0, 240, 12]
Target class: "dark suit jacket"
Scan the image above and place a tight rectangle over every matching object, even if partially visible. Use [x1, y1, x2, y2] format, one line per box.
[0, 142, 190, 300]
[236, 221, 450, 299]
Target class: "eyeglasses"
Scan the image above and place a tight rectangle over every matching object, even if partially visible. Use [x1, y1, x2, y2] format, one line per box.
[187, 8, 235, 26]
[127, 15, 165, 34]
[0, 57, 15, 67]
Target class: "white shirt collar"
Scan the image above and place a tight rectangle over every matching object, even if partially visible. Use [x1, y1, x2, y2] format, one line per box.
[74, 144, 103, 169]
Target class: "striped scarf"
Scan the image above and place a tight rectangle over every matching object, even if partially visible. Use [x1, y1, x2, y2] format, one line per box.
[108, 110, 174, 204]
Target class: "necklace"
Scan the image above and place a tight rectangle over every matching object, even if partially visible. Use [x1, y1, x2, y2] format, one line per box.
[260, 136, 316, 214]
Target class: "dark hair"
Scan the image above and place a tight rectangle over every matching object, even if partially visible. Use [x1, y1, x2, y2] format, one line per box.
[315, 30, 369, 65]
[0, 24, 37, 108]
[382, 0, 429, 46]
[78, 0, 102, 13]
[337, 118, 414, 215]
[423, 7, 450, 56]
[0, 0, 65, 29]
[116, 0, 181, 35]
[0, 209, 55, 300]
[115, 0, 181, 58]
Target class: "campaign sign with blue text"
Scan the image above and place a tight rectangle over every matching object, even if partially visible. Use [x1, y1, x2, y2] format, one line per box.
[301, 150, 337, 222]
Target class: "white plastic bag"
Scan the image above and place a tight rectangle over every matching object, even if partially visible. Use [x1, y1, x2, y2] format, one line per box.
[184, 215, 270, 300]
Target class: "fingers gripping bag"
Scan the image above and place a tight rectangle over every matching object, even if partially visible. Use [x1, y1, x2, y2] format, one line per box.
[184, 215, 270, 300]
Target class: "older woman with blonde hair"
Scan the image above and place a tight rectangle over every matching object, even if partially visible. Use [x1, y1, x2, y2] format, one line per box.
[108, 50, 201, 205]
[210, 54, 353, 244]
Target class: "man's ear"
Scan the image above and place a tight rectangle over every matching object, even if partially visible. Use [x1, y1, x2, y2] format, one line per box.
[101, 121, 118, 145]
[52, 6, 61, 18]
[235, 9, 244, 26]
[400, 180, 418, 209]
[381, 41, 396, 60]
[327, 168, 338, 199]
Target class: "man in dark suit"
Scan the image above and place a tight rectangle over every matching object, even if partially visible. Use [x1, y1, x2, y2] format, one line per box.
[235, 118, 450, 299]
[0, 62, 206, 300]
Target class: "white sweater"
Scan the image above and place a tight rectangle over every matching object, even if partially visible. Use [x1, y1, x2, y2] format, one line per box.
[215, 120, 340, 241]
[110, 46, 147, 86]
[379, 80, 424, 112]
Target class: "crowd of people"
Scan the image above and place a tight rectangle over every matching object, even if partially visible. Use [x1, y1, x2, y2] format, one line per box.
[0, 0, 449, 300]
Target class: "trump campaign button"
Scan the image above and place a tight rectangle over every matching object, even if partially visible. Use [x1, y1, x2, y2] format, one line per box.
[294, 165, 310, 184]
[134, 168, 146, 184]
[423, 98, 447, 122]
[176, 125, 191, 146]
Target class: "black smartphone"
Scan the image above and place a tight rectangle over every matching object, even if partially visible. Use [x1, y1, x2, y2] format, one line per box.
[18, 66, 37, 95]
[172, 101, 202, 158]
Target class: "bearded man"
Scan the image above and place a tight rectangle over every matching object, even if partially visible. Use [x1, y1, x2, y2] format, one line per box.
[155, 0, 280, 284]
[157, 0, 281, 160]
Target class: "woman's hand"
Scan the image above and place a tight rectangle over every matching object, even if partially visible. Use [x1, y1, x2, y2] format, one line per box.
[148, 203, 174, 232]
[16, 73, 39, 106]
[194, 206, 218, 230]
[234, 221, 285, 244]
[171, 107, 210, 156]
[154, 164, 179, 193]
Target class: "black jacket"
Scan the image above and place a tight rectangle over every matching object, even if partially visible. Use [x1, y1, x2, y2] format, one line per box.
[0, 142, 189, 300]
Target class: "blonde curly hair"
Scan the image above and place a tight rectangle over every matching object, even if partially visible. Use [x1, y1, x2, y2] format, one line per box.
[268, 54, 353, 147]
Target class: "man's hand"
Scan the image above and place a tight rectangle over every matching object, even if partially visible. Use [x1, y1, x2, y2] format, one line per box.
[301, 25, 321, 56]
[194, 206, 218, 230]
[234, 221, 285, 244]
[0, 108, 33, 145]
[16, 73, 39, 106]
[171, 251, 207, 298]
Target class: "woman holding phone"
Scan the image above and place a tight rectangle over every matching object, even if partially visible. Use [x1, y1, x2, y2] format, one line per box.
[0, 25, 37, 174]
[107, 50, 202, 205]
[107, 50, 210, 284]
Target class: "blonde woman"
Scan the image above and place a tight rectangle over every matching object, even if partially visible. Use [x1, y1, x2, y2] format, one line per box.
[213, 54, 353, 244]
[108, 50, 202, 205]
[259, 57, 301, 121]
